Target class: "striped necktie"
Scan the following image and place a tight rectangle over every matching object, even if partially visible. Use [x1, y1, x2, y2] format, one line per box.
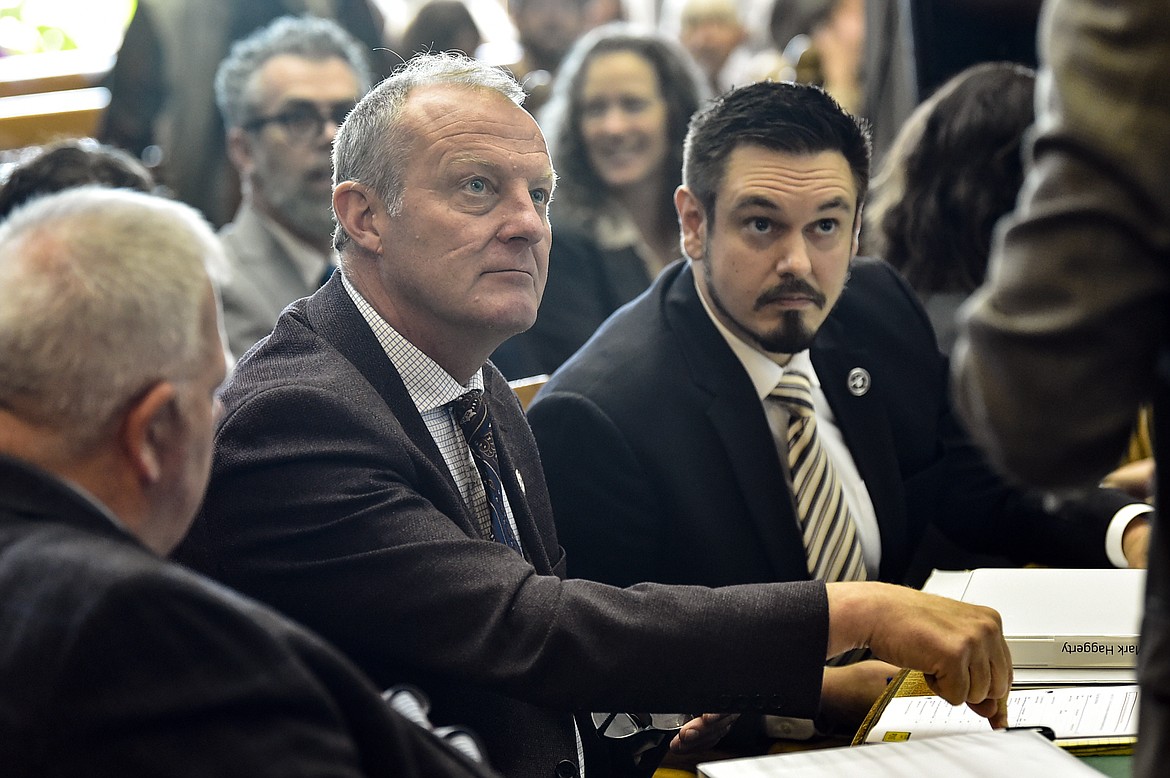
[771, 370, 867, 582]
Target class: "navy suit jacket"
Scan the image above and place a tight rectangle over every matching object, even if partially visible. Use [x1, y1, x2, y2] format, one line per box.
[177, 273, 833, 778]
[0, 455, 498, 777]
[528, 259, 1126, 590]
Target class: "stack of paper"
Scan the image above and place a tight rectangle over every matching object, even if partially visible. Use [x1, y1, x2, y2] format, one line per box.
[696, 730, 1103, 777]
[862, 684, 1138, 752]
[921, 567, 1145, 684]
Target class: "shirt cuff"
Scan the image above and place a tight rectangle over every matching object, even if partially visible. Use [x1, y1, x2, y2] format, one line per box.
[1105, 503, 1153, 568]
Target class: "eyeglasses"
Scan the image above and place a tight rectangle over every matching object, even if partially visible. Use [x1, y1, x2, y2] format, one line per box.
[242, 100, 356, 143]
[592, 711, 694, 739]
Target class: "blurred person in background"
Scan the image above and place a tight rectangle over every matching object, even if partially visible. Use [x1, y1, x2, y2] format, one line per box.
[772, 0, 864, 114]
[500, 0, 594, 115]
[397, 0, 483, 59]
[214, 16, 371, 358]
[99, 0, 392, 227]
[491, 23, 710, 378]
[863, 61, 1035, 355]
[0, 137, 155, 219]
[666, 0, 750, 93]
[869, 60, 1154, 507]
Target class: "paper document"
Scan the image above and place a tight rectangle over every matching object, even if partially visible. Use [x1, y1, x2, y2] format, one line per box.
[863, 685, 1139, 744]
[697, 730, 1103, 777]
[921, 568, 1145, 669]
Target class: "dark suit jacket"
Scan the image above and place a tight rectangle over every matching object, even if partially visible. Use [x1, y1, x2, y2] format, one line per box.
[176, 273, 832, 778]
[0, 454, 497, 778]
[528, 259, 1127, 591]
[491, 227, 652, 380]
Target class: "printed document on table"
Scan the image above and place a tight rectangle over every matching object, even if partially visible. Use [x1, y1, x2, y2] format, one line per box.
[863, 685, 1138, 743]
[698, 730, 1103, 777]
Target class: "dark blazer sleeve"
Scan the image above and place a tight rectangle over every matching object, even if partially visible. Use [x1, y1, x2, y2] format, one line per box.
[36, 565, 495, 778]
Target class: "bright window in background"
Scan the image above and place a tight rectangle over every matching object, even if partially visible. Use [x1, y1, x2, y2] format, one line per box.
[0, 0, 134, 57]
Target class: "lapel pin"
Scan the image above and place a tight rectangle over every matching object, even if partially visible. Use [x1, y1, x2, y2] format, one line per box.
[847, 367, 871, 396]
[515, 469, 526, 495]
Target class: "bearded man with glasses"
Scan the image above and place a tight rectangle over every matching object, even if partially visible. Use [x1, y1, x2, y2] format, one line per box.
[216, 15, 371, 358]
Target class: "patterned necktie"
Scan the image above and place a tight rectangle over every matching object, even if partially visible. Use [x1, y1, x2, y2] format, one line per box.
[451, 389, 523, 553]
[771, 370, 867, 582]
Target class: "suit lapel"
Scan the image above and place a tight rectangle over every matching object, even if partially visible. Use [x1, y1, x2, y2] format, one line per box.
[301, 276, 485, 542]
[665, 266, 812, 580]
[811, 322, 910, 580]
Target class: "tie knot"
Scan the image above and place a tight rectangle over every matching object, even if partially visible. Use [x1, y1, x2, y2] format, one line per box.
[451, 389, 486, 433]
[771, 370, 815, 418]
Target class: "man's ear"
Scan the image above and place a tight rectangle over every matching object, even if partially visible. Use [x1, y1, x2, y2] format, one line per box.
[675, 186, 708, 262]
[333, 181, 386, 255]
[226, 126, 254, 176]
[119, 382, 178, 486]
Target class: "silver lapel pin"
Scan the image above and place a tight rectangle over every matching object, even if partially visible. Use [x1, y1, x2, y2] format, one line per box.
[847, 367, 871, 396]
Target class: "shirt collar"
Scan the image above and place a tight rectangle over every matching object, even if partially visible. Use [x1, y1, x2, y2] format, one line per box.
[340, 272, 483, 414]
[691, 263, 818, 400]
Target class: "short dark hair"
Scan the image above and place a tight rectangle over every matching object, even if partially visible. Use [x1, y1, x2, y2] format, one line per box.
[682, 80, 871, 219]
[0, 138, 155, 219]
[866, 62, 1036, 293]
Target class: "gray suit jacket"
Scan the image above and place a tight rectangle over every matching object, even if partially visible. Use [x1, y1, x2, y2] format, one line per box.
[0, 454, 500, 778]
[176, 273, 832, 778]
[219, 202, 327, 357]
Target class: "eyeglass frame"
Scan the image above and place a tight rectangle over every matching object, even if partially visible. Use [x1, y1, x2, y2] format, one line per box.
[241, 99, 357, 144]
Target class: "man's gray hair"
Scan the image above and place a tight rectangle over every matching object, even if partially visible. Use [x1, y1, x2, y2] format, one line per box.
[0, 187, 227, 451]
[331, 52, 525, 251]
[215, 15, 373, 129]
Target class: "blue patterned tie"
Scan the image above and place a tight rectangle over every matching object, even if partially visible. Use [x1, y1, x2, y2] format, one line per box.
[451, 390, 523, 553]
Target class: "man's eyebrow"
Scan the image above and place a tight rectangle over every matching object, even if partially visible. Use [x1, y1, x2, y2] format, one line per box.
[448, 153, 556, 186]
[731, 195, 781, 212]
[816, 196, 852, 212]
[729, 193, 854, 217]
[447, 153, 495, 170]
[534, 169, 557, 189]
